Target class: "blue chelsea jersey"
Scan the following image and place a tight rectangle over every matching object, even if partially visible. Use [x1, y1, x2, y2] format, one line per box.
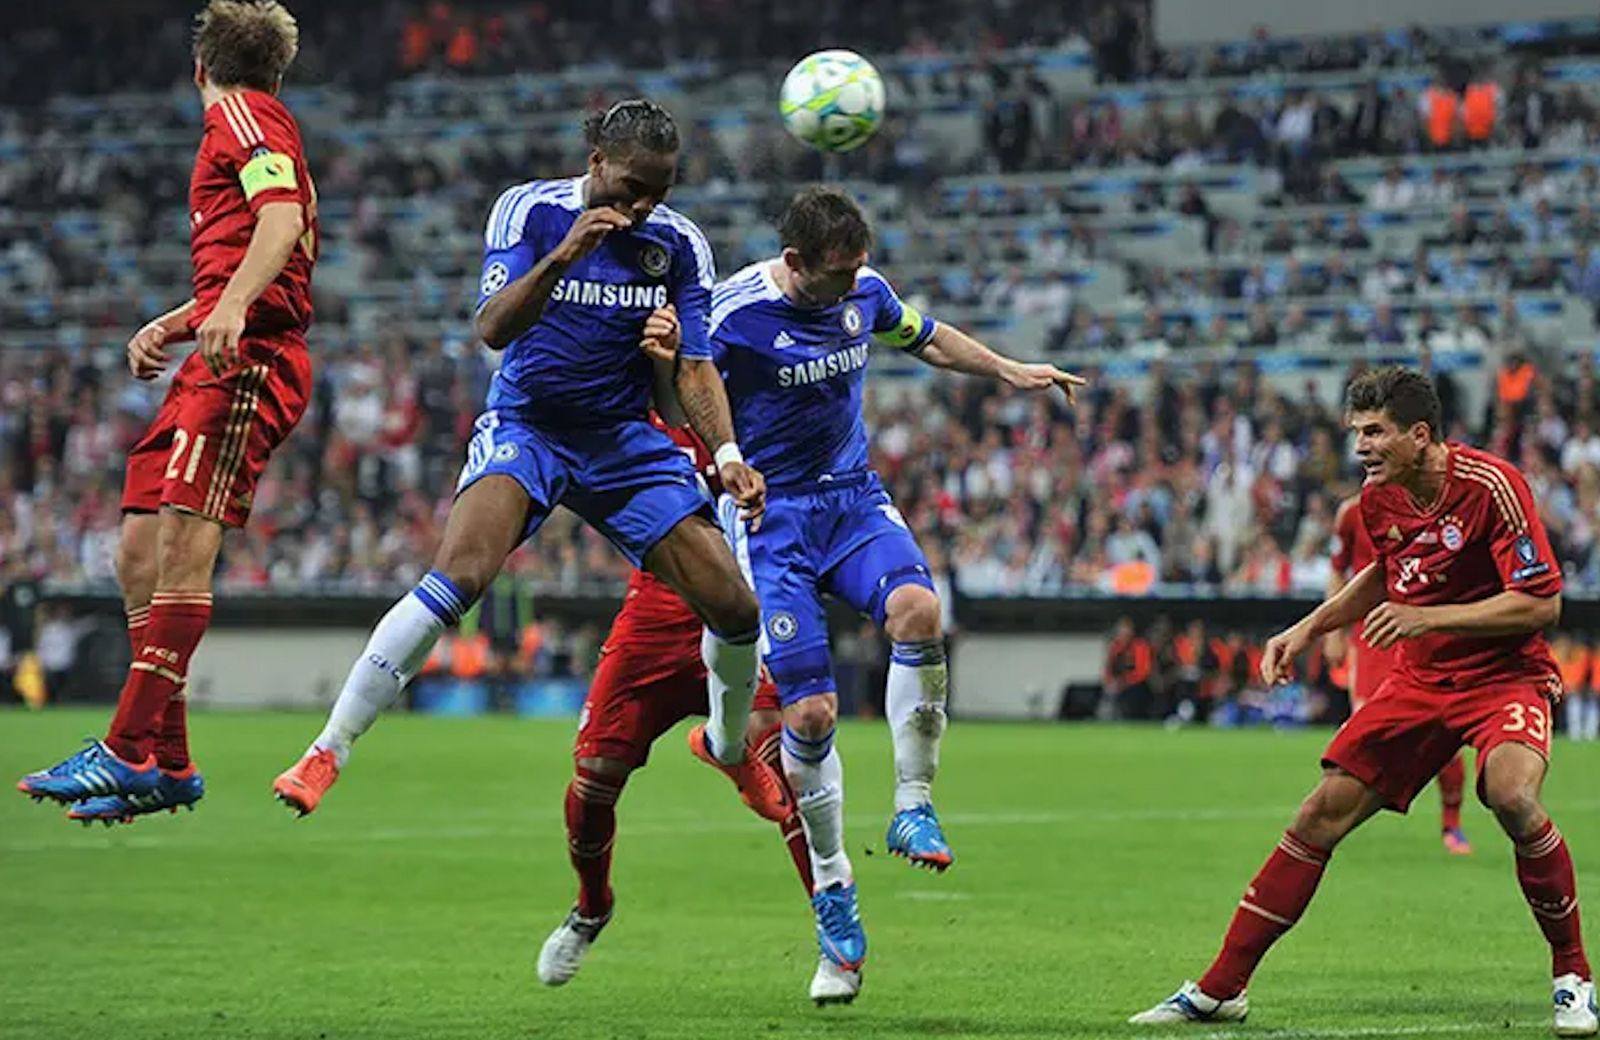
[476, 176, 715, 427]
[711, 260, 935, 488]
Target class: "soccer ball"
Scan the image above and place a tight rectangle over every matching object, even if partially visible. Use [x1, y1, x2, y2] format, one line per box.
[779, 49, 885, 153]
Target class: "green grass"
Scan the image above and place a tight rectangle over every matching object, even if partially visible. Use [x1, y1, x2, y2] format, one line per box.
[3, 711, 1599, 1039]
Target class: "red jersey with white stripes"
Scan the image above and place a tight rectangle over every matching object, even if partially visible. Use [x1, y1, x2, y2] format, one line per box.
[1359, 443, 1562, 692]
[189, 89, 317, 336]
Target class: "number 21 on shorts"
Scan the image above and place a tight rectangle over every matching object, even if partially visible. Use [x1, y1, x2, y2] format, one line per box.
[1503, 700, 1548, 744]
[165, 429, 208, 485]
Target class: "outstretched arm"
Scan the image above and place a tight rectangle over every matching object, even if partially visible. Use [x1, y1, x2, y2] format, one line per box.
[915, 322, 1086, 402]
[1262, 563, 1386, 683]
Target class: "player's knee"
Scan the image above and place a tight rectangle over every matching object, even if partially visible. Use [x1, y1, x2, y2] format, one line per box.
[155, 509, 223, 589]
[703, 584, 760, 640]
[115, 532, 157, 592]
[785, 694, 838, 740]
[884, 585, 942, 643]
[1484, 776, 1543, 832]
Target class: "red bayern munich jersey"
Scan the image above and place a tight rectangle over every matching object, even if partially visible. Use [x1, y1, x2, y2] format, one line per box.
[613, 416, 722, 634]
[1359, 443, 1562, 692]
[1331, 495, 1376, 577]
[1331, 494, 1387, 644]
[190, 89, 317, 336]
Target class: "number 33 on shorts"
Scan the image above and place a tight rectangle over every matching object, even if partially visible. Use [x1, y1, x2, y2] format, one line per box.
[1502, 701, 1549, 744]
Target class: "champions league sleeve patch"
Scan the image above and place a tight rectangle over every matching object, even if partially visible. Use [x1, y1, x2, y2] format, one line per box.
[239, 149, 298, 200]
[1511, 534, 1551, 582]
[481, 261, 510, 297]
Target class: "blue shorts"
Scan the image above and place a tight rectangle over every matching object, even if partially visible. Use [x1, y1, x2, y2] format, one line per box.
[456, 409, 710, 568]
[720, 471, 935, 706]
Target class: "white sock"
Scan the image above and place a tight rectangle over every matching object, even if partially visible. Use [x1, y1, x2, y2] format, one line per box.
[782, 726, 851, 890]
[886, 639, 949, 812]
[312, 571, 468, 767]
[702, 626, 759, 764]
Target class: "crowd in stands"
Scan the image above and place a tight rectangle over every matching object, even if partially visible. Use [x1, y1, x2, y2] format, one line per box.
[4, 330, 1598, 601]
[4, 2, 1600, 709]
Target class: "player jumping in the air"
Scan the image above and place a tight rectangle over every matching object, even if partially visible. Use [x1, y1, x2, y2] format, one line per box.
[271, 99, 787, 825]
[536, 416, 814, 988]
[1327, 493, 1472, 855]
[18, 0, 317, 824]
[708, 186, 1085, 1003]
[1132, 367, 1596, 1038]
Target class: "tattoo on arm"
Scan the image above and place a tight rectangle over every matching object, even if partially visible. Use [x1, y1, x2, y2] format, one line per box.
[675, 359, 736, 449]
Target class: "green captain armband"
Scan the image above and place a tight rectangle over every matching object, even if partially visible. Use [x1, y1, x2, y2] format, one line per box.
[239, 150, 298, 200]
[873, 300, 931, 353]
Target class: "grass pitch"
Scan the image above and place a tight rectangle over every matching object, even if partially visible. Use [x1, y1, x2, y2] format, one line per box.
[3, 710, 1598, 1039]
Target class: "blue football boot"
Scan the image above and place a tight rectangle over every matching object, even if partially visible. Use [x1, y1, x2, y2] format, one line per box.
[885, 804, 954, 871]
[68, 765, 205, 826]
[810, 880, 866, 1005]
[16, 739, 158, 804]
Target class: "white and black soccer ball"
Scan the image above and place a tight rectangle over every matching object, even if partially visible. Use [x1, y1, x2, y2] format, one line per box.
[779, 49, 886, 153]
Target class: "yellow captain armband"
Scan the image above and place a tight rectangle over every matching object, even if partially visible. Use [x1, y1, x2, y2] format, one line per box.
[872, 300, 931, 353]
[239, 150, 298, 200]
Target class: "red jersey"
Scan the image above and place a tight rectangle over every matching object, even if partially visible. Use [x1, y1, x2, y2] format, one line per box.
[1359, 443, 1562, 692]
[1330, 495, 1376, 577]
[1331, 494, 1388, 644]
[614, 418, 721, 634]
[189, 90, 317, 337]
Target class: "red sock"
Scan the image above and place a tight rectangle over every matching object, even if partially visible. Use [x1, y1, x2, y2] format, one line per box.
[1438, 754, 1465, 832]
[566, 766, 623, 919]
[126, 605, 150, 658]
[1516, 819, 1592, 979]
[105, 592, 212, 764]
[124, 603, 192, 771]
[158, 695, 190, 771]
[1197, 831, 1332, 1000]
[753, 724, 814, 894]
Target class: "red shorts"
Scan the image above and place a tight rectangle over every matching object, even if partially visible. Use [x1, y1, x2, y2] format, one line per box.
[1323, 673, 1554, 812]
[122, 338, 312, 528]
[574, 622, 780, 769]
[1348, 637, 1398, 711]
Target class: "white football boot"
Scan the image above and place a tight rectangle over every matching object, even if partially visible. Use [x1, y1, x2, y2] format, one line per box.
[1554, 974, 1598, 1037]
[810, 956, 862, 1006]
[536, 907, 611, 986]
[1129, 980, 1249, 1025]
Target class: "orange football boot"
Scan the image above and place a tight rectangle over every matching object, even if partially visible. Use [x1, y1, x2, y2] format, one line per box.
[688, 724, 791, 822]
[273, 748, 340, 817]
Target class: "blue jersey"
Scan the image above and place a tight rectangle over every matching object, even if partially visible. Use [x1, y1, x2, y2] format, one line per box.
[710, 260, 935, 488]
[477, 176, 715, 427]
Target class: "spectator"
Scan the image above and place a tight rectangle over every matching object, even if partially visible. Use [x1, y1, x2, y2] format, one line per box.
[1361, 256, 1408, 302]
[1338, 210, 1372, 249]
[1368, 162, 1417, 209]
[1368, 302, 1405, 344]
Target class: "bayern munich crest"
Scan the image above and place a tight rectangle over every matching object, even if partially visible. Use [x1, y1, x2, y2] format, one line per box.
[840, 302, 864, 336]
[639, 242, 670, 277]
[1440, 522, 1462, 551]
